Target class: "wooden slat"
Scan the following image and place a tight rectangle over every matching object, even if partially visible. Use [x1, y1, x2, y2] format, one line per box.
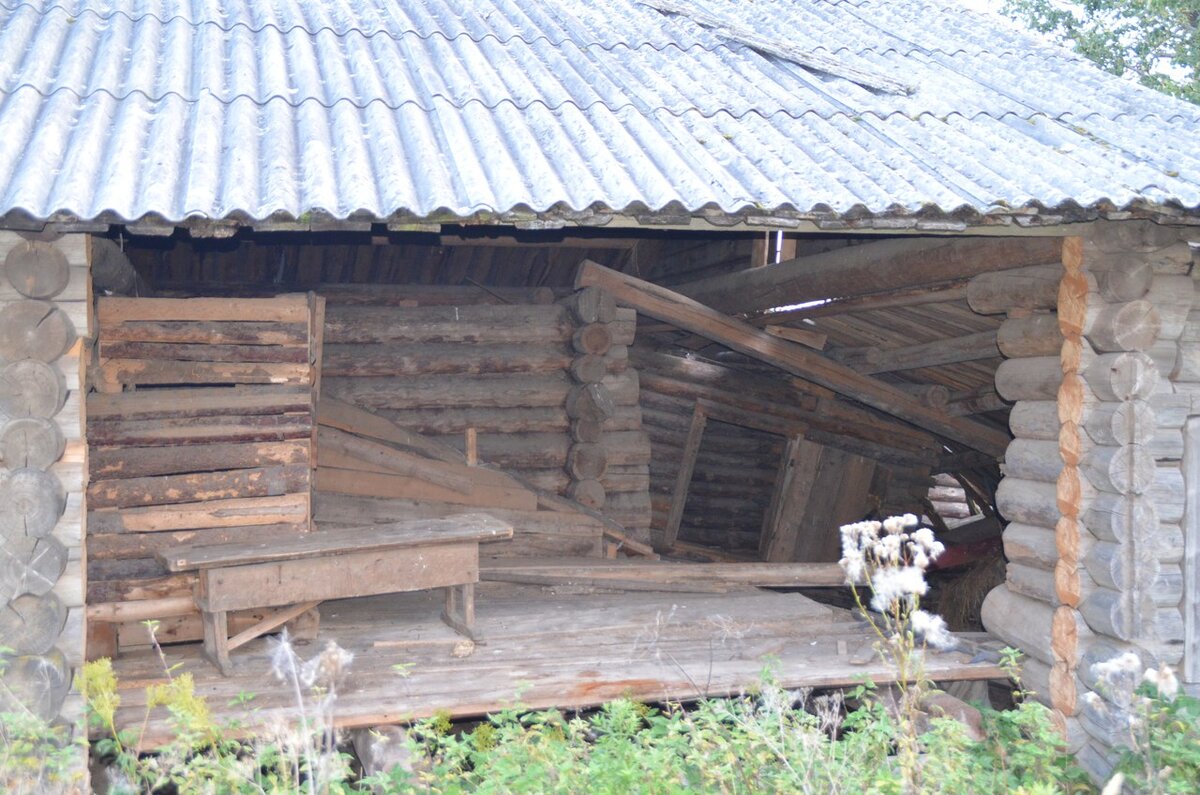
[87, 386, 311, 420]
[89, 441, 310, 480]
[162, 514, 512, 571]
[315, 467, 536, 511]
[317, 397, 464, 465]
[101, 320, 308, 346]
[88, 415, 312, 446]
[87, 465, 310, 509]
[316, 426, 473, 493]
[100, 341, 310, 363]
[663, 403, 706, 549]
[98, 359, 311, 387]
[88, 494, 309, 535]
[98, 296, 310, 324]
[480, 557, 846, 587]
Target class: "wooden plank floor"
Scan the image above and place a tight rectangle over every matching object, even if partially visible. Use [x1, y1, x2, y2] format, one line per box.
[106, 585, 1007, 749]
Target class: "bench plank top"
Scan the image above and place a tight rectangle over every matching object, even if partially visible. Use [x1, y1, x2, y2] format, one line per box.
[157, 513, 513, 572]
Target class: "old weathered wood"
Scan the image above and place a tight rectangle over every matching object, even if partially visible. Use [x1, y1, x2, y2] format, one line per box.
[677, 237, 1062, 315]
[566, 443, 608, 480]
[760, 436, 824, 562]
[88, 414, 312, 447]
[87, 386, 311, 420]
[836, 331, 1000, 375]
[565, 383, 615, 422]
[754, 282, 968, 325]
[1183, 417, 1200, 682]
[87, 465, 311, 510]
[763, 325, 827, 350]
[101, 340, 309, 364]
[1084, 351, 1158, 401]
[4, 240, 70, 299]
[1084, 298, 1160, 352]
[569, 354, 608, 384]
[570, 418, 603, 444]
[0, 593, 67, 655]
[663, 404, 708, 549]
[1083, 400, 1156, 447]
[1091, 259, 1153, 302]
[995, 476, 1061, 528]
[99, 295, 310, 325]
[995, 357, 1062, 402]
[480, 558, 848, 588]
[0, 360, 66, 418]
[316, 426, 473, 493]
[0, 468, 66, 539]
[317, 397, 463, 465]
[324, 372, 575, 410]
[87, 493, 309, 535]
[967, 263, 1063, 315]
[572, 323, 614, 356]
[89, 440, 309, 480]
[567, 478, 606, 509]
[894, 383, 950, 409]
[322, 342, 571, 377]
[1084, 492, 1158, 544]
[0, 417, 65, 470]
[0, 536, 67, 600]
[90, 238, 140, 295]
[997, 314, 1062, 358]
[98, 359, 311, 388]
[102, 319, 308, 346]
[0, 300, 75, 362]
[1144, 274, 1193, 340]
[565, 286, 617, 324]
[0, 648, 69, 720]
[579, 262, 1009, 456]
[1004, 438, 1064, 483]
[1081, 444, 1156, 495]
[325, 304, 573, 343]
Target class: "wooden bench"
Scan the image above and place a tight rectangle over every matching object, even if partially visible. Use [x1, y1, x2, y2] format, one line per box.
[156, 513, 513, 674]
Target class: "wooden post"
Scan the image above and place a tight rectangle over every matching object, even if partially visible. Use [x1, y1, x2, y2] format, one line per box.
[663, 403, 707, 550]
[465, 428, 478, 467]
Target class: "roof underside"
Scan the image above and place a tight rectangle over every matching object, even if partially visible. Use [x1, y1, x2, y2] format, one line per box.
[1, 0, 1198, 229]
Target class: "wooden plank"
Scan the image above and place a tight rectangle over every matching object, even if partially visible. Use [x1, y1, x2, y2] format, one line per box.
[579, 261, 1009, 456]
[88, 414, 312, 446]
[227, 602, 321, 651]
[1184, 417, 1200, 683]
[316, 426, 473, 493]
[98, 296, 310, 324]
[315, 467, 536, 511]
[87, 386, 311, 420]
[89, 441, 310, 480]
[197, 544, 479, 613]
[162, 514, 511, 571]
[100, 320, 308, 346]
[87, 494, 309, 534]
[760, 437, 823, 562]
[99, 341, 309, 363]
[317, 397, 465, 465]
[832, 330, 1001, 374]
[480, 558, 846, 587]
[763, 325, 827, 350]
[87, 465, 311, 510]
[663, 403, 707, 549]
[98, 359, 311, 387]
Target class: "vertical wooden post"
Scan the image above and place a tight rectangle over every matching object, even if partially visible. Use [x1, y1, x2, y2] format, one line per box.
[465, 427, 478, 467]
[663, 403, 707, 549]
[1183, 417, 1200, 683]
[759, 435, 823, 562]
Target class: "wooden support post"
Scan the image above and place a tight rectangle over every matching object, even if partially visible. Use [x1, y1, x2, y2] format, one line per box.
[465, 427, 478, 467]
[663, 403, 707, 549]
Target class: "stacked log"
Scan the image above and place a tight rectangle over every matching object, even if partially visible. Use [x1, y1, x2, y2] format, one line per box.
[320, 285, 652, 539]
[86, 295, 322, 653]
[0, 233, 87, 734]
[636, 348, 898, 555]
[982, 237, 1087, 747]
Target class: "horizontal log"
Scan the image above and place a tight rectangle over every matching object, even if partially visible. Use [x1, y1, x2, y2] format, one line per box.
[100, 340, 308, 364]
[378, 406, 570, 435]
[997, 313, 1062, 358]
[1090, 257, 1153, 302]
[1082, 400, 1155, 447]
[479, 558, 847, 588]
[1004, 438, 1064, 483]
[440, 431, 652, 470]
[995, 357, 1062, 402]
[100, 318, 308, 346]
[87, 465, 310, 510]
[1083, 492, 1158, 544]
[321, 342, 571, 377]
[88, 414, 312, 447]
[98, 359, 311, 388]
[679, 236, 1062, 315]
[1080, 443, 1155, 495]
[995, 477, 1060, 527]
[968, 263, 1063, 315]
[1144, 274, 1192, 340]
[87, 385, 311, 420]
[89, 440, 310, 480]
[1084, 540, 1158, 593]
[1079, 587, 1144, 641]
[98, 295, 309, 324]
[87, 494, 309, 534]
[1082, 351, 1158, 402]
[86, 523, 308, 562]
[1008, 401, 1060, 441]
[1006, 562, 1068, 604]
[1084, 296, 1159, 353]
[323, 304, 573, 344]
[981, 585, 1088, 668]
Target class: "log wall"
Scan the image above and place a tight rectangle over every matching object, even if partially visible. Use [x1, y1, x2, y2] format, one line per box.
[0, 232, 88, 736]
[635, 347, 920, 557]
[982, 221, 1198, 777]
[319, 286, 652, 540]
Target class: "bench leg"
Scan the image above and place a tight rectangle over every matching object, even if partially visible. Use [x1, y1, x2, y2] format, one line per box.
[441, 583, 477, 641]
[201, 609, 233, 676]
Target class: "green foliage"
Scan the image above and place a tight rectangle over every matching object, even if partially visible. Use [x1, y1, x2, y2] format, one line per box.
[1116, 683, 1200, 793]
[0, 710, 86, 794]
[1003, 0, 1200, 103]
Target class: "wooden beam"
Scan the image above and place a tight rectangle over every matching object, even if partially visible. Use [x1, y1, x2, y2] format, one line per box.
[760, 436, 823, 562]
[479, 557, 848, 588]
[764, 325, 827, 350]
[663, 403, 707, 549]
[754, 281, 968, 325]
[675, 237, 1063, 316]
[577, 261, 1010, 456]
[830, 330, 1000, 374]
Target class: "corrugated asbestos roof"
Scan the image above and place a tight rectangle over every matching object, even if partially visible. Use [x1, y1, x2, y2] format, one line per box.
[0, 0, 1197, 227]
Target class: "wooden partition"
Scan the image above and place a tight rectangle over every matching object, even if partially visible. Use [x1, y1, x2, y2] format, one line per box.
[85, 294, 323, 654]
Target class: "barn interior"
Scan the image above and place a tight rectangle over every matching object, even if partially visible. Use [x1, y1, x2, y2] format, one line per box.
[87, 226, 1061, 743]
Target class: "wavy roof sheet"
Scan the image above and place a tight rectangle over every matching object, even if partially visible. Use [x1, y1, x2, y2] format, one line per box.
[0, 0, 1197, 226]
